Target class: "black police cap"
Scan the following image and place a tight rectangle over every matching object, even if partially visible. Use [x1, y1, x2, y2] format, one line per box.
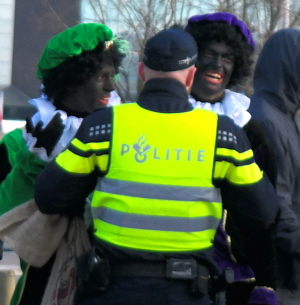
[143, 28, 198, 72]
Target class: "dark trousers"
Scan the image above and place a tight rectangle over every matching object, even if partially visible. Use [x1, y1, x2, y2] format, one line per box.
[80, 277, 212, 305]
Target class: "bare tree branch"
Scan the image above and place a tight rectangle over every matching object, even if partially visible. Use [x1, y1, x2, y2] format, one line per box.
[84, 0, 300, 100]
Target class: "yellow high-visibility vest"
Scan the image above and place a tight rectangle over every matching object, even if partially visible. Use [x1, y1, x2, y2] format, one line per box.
[91, 103, 222, 253]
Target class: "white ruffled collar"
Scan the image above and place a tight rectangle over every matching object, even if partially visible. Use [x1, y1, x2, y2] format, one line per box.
[28, 97, 83, 158]
[189, 89, 251, 127]
[24, 90, 121, 160]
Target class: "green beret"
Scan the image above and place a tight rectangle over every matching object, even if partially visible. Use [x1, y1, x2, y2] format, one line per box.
[37, 23, 114, 79]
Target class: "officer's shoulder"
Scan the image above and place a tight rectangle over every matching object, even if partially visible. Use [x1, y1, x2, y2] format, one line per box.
[217, 114, 242, 131]
[83, 107, 113, 126]
[76, 107, 114, 142]
[216, 114, 250, 152]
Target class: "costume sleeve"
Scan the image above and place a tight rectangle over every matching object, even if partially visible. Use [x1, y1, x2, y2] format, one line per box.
[244, 119, 277, 186]
[0, 129, 47, 216]
[35, 108, 112, 216]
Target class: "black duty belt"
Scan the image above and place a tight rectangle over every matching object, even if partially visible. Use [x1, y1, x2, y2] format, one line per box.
[111, 258, 207, 280]
[76, 246, 234, 304]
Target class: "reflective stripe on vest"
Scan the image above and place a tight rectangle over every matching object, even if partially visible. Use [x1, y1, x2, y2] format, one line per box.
[96, 177, 221, 202]
[91, 103, 222, 252]
[92, 206, 221, 232]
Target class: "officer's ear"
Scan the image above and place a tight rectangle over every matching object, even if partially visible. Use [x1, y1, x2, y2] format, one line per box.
[138, 62, 146, 81]
[186, 66, 197, 88]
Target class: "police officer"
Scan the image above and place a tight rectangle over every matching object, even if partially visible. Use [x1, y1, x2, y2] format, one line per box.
[35, 29, 279, 305]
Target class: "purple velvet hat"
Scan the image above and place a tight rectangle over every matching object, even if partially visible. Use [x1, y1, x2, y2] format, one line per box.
[185, 12, 255, 48]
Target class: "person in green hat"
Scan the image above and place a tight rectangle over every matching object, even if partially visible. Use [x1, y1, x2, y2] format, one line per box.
[0, 22, 130, 305]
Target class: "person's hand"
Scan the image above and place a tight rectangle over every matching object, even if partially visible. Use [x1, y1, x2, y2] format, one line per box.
[25, 113, 65, 156]
[248, 286, 277, 305]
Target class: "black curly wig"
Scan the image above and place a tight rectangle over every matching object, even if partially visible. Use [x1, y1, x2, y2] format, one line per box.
[186, 20, 254, 88]
[42, 40, 126, 106]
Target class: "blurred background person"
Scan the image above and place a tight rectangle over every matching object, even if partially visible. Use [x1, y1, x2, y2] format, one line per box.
[249, 28, 300, 305]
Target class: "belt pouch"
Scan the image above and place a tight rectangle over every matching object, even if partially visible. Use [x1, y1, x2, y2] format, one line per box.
[76, 246, 110, 294]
